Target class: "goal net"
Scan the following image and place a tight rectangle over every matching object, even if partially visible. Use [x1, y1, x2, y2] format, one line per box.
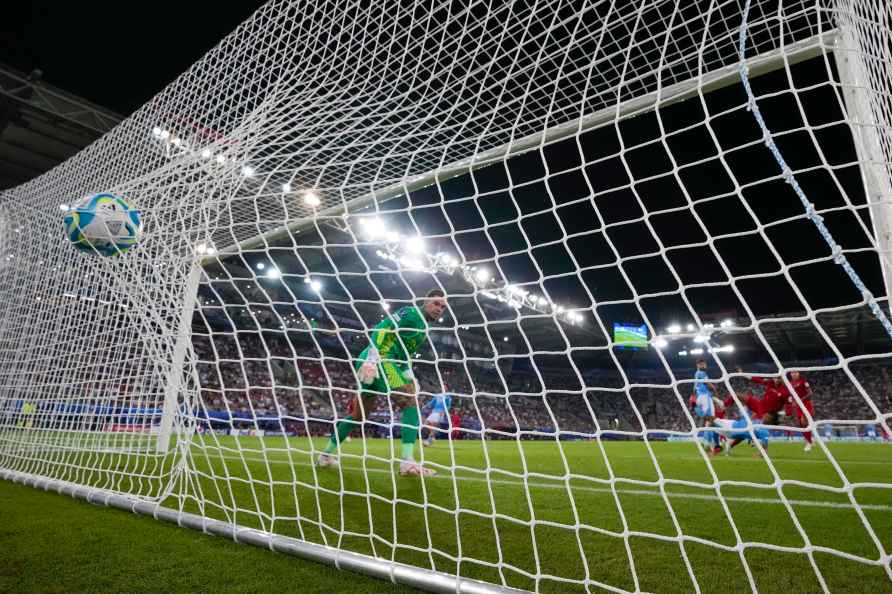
[2, 0, 891, 591]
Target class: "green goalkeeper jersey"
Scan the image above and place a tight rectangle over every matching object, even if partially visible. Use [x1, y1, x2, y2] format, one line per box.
[366, 305, 429, 363]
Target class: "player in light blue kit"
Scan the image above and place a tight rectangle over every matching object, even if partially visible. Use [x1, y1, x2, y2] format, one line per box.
[422, 392, 452, 447]
[692, 359, 722, 455]
[713, 415, 769, 457]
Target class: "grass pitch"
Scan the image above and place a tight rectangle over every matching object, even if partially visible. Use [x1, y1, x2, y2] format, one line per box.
[3, 436, 892, 592]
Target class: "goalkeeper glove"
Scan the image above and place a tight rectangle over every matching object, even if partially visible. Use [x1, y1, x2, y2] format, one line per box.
[358, 349, 380, 385]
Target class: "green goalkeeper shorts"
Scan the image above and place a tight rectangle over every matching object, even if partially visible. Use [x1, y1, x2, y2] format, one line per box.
[356, 357, 414, 395]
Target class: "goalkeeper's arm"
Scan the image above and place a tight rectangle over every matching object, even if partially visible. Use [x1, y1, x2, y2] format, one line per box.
[357, 347, 380, 384]
[357, 316, 395, 384]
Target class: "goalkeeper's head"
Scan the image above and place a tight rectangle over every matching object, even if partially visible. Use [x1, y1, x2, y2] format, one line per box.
[421, 288, 447, 321]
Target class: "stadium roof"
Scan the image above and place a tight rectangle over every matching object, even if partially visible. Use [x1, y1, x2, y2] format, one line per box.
[0, 64, 122, 189]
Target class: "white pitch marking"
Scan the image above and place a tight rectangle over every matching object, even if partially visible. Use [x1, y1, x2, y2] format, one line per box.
[205, 453, 892, 513]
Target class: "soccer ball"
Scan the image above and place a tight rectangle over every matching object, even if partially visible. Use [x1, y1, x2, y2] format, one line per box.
[63, 193, 142, 257]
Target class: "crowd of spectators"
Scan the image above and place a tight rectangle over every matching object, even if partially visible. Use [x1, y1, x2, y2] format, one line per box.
[191, 332, 892, 439]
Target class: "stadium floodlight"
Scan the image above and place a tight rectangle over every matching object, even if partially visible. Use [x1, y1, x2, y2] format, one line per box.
[693, 335, 707, 343]
[405, 236, 425, 254]
[282, 183, 292, 193]
[382, 302, 390, 310]
[667, 324, 681, 334]
[720, 319, 734, 328]
[241, 166, 255, 177]
[266, 268, 281, 279]
[256, 262, 265, 270]
[201, 148, 212, 159]
[359, 217, 386, 239]
[474, 268, 490, 283]
[214, 154, 225, 164]
[309, 279, 322, 292]
[653, 338, 668, 348]
[678, 350, 688, 356]
[400, 256, 424, 270]
[303, 191, 321, 207]
[159, 129, 170, 139]
[690, 348, 704, 355]
[686, 323, 695, 332]
[152, 126, 162, 137]
[503, 336, 509, 342]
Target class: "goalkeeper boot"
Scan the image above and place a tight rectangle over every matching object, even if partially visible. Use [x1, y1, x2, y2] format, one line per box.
[316, 453, 339, 468]
[400, 461, 437, 477]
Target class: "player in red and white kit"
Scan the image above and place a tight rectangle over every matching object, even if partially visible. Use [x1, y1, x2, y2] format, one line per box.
[785, 370, 815, 452]
[743, 373, 787, 427]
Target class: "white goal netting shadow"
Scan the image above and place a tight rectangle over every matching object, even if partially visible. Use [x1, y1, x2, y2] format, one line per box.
[2, 1, 892, 592]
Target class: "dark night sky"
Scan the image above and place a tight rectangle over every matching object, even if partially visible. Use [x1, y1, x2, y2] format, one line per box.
[1, 2, 265, 115]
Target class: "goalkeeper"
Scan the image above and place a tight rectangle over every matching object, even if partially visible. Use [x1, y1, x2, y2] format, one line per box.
[317, 289, 446, 476]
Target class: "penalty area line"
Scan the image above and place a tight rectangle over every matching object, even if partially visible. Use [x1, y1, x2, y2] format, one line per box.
[207, 452, 892, 513]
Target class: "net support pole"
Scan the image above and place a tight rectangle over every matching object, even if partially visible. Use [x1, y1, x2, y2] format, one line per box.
[156, 262, 201, 453]
[833, 20, 892, 304]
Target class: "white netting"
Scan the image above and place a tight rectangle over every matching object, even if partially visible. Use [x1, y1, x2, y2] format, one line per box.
[2, 0, 892, 591]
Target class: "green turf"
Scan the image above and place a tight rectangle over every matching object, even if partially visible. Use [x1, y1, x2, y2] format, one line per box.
[0, 477, 415, 594]
[3, 437, 892, 593]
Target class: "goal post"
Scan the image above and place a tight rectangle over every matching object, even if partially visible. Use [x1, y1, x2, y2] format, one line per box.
[832, 13, 892, 307]
[3, 1, 892, 592]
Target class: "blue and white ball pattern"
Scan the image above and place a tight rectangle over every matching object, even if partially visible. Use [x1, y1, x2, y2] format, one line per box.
[63, 193, 142, 257]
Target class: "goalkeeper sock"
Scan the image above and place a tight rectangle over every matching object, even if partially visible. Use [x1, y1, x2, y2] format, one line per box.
[400, 406, 420, 460]
[324, 416, 356, 454]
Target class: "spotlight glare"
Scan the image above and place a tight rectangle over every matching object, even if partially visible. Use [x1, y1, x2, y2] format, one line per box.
[405, 236, 425, 254]
[475, 268, 491, 283]
[303, 191, 320, 207]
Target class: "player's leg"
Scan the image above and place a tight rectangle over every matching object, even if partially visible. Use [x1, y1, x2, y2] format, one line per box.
[799, 401, 814, 451]
[421, 413, 436, 446]
[387, 365, 435, 477]
[318, 369, 382, 466]
[422, 412, 440, 446]
[695, 396, 721, 454]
